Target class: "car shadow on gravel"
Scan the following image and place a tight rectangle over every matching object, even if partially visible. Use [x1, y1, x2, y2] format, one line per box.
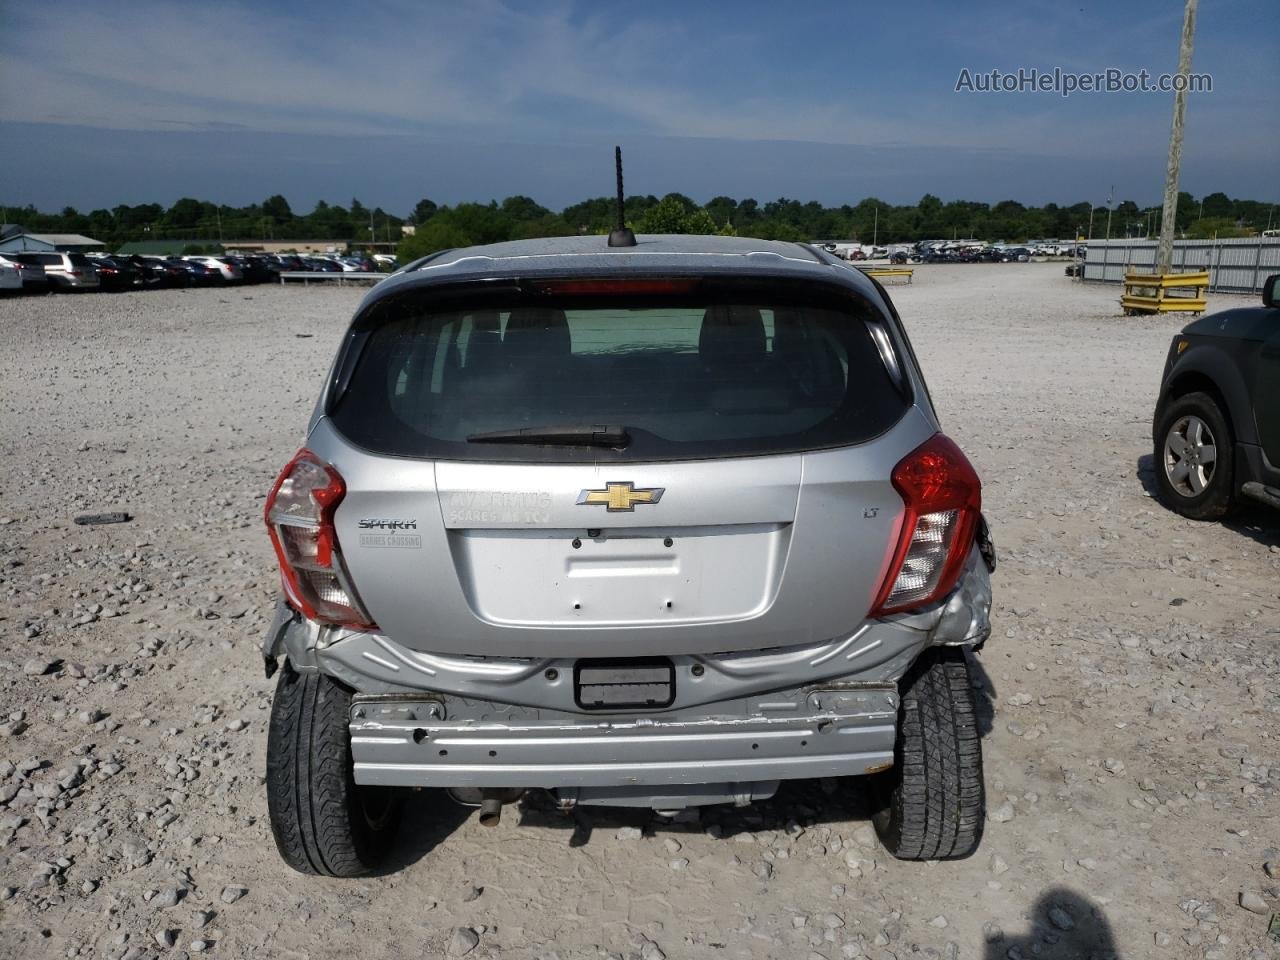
[1226, 509, 1280, 547]
[373, 790, 472, 875]
[983, 888, 1118, 960]
[969, 649, 997, 738]
[1137, 453, 1280, 547]
[1136, 452, 1164, 501]
[511, 780, 883, 846]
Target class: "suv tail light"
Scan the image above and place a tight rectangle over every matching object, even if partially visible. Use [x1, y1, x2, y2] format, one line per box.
[870, 434, 981, 617]
[264, 449, 376, 630]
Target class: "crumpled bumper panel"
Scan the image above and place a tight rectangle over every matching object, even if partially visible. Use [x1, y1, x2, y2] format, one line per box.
[348, 686, 898, 788]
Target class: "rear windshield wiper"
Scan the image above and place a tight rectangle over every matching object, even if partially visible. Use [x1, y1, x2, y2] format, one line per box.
[466, 424, 631, 448]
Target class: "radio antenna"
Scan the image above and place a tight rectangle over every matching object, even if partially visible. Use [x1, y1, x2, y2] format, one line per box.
[608, 145, 637, 247]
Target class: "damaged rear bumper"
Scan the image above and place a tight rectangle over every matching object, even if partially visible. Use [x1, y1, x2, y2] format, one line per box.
[348, 684, 898, 789]
[262, 545, 991, 794]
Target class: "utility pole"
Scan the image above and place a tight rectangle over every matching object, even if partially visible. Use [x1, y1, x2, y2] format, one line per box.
[1105, 186, 1114, 242]
[872, 206, 878, 248]
[1157, 0, 1198, 274]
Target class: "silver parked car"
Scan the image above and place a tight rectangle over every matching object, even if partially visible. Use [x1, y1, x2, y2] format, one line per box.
[261, 234, 995, 876]
[0, 254, 48, 291]
[9, 251, 100, 290]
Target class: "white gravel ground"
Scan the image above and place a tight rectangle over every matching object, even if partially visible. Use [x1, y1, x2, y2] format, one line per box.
[0, 264, 1277, 960]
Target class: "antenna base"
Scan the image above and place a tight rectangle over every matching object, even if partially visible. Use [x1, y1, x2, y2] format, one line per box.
[608, 227, 637, 248]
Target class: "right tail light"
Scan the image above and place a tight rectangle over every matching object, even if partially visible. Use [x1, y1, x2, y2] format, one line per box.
[870, 434, 982, 617]
[264, 450, 376, 630]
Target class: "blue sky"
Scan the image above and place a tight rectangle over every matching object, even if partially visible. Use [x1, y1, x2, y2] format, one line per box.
[2, 0, 1276, 215]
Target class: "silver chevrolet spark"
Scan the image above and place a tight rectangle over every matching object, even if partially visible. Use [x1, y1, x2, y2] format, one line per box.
[260, 234, 994, 876]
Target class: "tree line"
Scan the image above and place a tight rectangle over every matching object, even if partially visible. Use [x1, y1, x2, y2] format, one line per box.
[4, 189, 1273, 260]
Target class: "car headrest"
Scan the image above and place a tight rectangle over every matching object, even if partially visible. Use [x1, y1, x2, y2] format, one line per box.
[769, 307, 807, 357]
[503, 308, 571, 356]
[699, 305, 766, 367]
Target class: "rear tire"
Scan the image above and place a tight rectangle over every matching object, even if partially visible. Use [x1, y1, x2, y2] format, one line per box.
[871, 647, 984, 860]
[266, 663, 401, 876]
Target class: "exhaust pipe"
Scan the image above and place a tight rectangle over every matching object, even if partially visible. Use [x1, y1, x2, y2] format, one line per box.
[478, 789, 503, 828]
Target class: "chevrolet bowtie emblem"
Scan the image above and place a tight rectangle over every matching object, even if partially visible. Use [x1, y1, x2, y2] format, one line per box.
[576, 482, 665, 512]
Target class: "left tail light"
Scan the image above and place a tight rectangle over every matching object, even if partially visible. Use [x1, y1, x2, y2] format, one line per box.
[870, 434, 982, 617]
[264, 449, 376, 630]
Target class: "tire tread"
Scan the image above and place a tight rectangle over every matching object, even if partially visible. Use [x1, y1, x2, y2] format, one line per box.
[872, 647, 984, 860]
[266, 664, 399, 876]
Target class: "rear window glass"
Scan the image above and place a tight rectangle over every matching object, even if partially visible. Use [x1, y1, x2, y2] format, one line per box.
[331, 290, 909, 462]
[68, 254, 90, 266]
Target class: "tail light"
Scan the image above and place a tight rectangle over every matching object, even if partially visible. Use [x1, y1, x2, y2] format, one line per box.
[870, 434, 981, 617]
[264, 450, 376, 630]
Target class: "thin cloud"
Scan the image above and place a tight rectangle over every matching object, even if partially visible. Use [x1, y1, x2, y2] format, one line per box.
[0, 0, 1274, 206]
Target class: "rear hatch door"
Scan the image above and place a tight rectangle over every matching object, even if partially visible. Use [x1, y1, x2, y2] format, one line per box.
[317, 274, 931, 657]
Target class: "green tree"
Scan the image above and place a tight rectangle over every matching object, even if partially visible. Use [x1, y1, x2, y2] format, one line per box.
[751, 220, 806, 242]
[1186, 216, 1248, 239]
[500, 195, 552, 223]
[633, 194, 718, 235]
[262, 195, 292, 222]
[411, 198, 438, 223]
[681, 208, 720, 234]
[704, 196, 738, 226]
[733, 198, 760, 228]
[511, 215, 575, 241]
[561, 197, 615, 233]
[1199, 192, 1232, 219]
[441, 202, 512, 245]
[1174, 191, 1196, 231]
[397, 220, 472, 260]
[167, 198, 206, 227]
[635, 195, 691, 233]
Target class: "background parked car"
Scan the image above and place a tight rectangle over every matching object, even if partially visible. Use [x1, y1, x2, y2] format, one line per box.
[140, 257, 194, 287]
[183, 255, 242, 283]
[301, 256, 341, 272]
[166, 258, 220, 284]
[0, 261, 21, 293]
[121, 255, 169, 287]
[90, 255, 145, 291]
[268, 254, 305, 272]
[227, 255, 279, 284]
[0, 254, 49, 292]
[1153, 274, 1280, 520]
[10, 252, 100, 290]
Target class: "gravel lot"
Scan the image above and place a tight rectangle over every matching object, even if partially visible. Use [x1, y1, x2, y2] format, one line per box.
[1, 264, 1277, 960]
